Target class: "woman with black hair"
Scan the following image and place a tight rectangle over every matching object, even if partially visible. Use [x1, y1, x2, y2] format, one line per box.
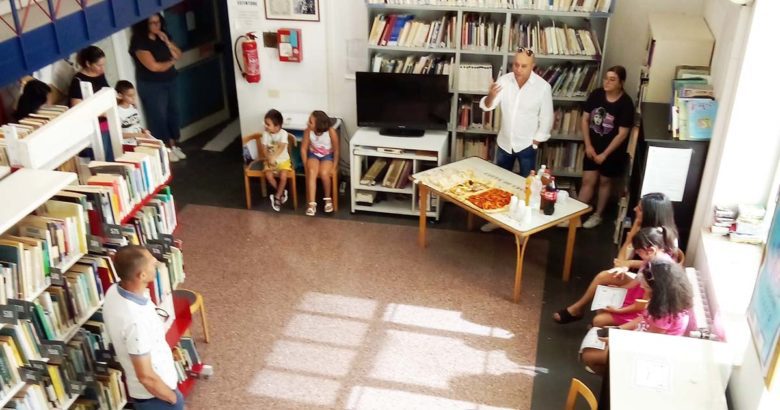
[579, 258, 693, 374]
[129, 13, 185, 162]
[553, 192, 678, 324]
[577, 65, 635, 229]
[68, 45, 109, 106]
[15, 79, 51, 121]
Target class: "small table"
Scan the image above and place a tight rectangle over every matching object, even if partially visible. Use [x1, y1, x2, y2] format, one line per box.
[412, 157, 591, 303]
[609, 329, 731, 410]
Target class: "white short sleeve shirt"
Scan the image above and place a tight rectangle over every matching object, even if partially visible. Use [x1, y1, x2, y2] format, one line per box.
[102, 284, 178, 399]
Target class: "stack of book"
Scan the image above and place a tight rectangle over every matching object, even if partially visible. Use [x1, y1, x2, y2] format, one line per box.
[371, 54, 454, 75]
[729, 204, 766, 244]
[368, 14, 456, 49]
[671, 66, 717, 141]
[457, 97, 501, 131]
[509, 20, 600, 56]
[172, 337, 202, 383]
[458, 63, 493, 92]
[0, 105, 68, 166]
[454, 136, 494, 161]
[461, 13, 503, 51]
[538, 141, 584, 174]
[535, 63, 599, 98]
[366, 0, 612, 12]
[711, 205, 737, 235]
[552, 107, 582, 136]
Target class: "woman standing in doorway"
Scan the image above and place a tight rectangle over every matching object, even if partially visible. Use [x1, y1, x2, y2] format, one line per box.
[130, 13, 186, 162]
[578, 66, 635, 229]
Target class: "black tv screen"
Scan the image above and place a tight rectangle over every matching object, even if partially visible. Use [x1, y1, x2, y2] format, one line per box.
[356, 72, 451, 136]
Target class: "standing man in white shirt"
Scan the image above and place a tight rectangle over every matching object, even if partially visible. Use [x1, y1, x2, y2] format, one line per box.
[479, 48, 554, 231]
[103, 246, 184, 409]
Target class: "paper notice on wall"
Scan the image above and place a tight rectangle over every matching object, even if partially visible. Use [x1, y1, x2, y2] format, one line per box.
[232, 0, 263, 31]
[346, 39, 368, 75]
[640, 146, 693, 201]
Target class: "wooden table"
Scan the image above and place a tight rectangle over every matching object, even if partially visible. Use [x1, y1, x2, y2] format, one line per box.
[609, 329, 731, 410]
[412, 157, 591, 303]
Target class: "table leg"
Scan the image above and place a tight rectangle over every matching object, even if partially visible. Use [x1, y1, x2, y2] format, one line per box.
[513, 234, 530, 303]
[418, 185, 428, 248]
[467, 212, 475, 231]
[562, 215, 580, 282]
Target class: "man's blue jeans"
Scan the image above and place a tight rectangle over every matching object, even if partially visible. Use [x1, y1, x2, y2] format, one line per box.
[133, 389, 184, 410]
[495, 145, 536, 177]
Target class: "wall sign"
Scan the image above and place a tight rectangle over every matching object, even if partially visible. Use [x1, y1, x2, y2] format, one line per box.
[265, 0, 320, 22]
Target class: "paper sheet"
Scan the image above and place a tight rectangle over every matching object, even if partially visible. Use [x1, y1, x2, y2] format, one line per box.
[640, 147, 693, 201]
[232, 0, 263, 31]
[591, 285, 628, 311]
[580, 327, 606, 352]
[634, 358, 672, 391]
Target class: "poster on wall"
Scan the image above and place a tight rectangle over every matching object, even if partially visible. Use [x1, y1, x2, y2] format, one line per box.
[265, 0, 320, 22]
[747, 194, 780, 387]
[232, 0, 263, 31]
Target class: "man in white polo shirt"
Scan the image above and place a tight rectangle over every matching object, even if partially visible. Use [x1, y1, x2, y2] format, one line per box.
[479, 48, 553, 231]
[103, 245, 183, 409]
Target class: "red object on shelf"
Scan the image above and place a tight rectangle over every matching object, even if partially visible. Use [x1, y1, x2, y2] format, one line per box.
[119, 175, 173, 225]
[165, 294, 193, 348]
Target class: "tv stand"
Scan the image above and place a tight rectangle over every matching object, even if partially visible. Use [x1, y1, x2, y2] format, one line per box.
[379, 128, 425, 137]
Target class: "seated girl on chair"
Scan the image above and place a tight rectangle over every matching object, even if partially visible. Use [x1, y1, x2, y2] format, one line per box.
[301, 110, 339, 216]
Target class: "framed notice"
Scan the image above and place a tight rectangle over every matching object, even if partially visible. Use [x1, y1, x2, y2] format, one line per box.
[265, 0, 320, 22]
[747, 194, 780, 387]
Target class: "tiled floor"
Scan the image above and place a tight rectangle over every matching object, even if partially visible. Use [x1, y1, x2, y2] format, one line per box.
[172, 124, 618, 409]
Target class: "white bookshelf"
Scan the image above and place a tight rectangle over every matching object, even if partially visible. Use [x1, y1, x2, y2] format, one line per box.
[366, 1, 614, 177]
[0, 168, 76, 234]
[350, 128, 448, 219]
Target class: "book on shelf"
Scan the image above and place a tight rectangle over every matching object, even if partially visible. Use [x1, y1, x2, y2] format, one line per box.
[371, 53, 453, 75]
[461, 13, 503, 52]
[454, 136, 493, 161]
[535, 63, 599, 98]
[367, 0, 611, 12]
[381, 159, 412, 188]
[509, 19, 599, 56]
[552, 106, 582, 136]
[360, 158, 388, 186]
[458, 63, 493, 93]
[355, 190, 378, 205]
[457, 97, 500, 131]
[538, 141, 584, 174]
[369, 13, 455, 49]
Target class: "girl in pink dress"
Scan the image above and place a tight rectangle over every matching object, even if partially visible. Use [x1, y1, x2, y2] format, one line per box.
[580, 258, 693, 375]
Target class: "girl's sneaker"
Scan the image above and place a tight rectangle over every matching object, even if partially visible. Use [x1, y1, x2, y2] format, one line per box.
[270, 195, 281, 212]
[281, 190, 288, 204]
[172, 146, 187, 159]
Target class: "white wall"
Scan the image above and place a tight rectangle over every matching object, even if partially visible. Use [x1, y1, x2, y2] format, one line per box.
[603, 0, 705, 98]
[226, 0, 334, 137]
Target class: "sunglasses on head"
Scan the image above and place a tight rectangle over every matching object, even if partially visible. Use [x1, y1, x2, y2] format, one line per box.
[516, 47, 534, 56]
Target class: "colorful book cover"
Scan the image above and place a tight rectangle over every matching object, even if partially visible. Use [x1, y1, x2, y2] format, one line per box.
[685, 99, 718, 140]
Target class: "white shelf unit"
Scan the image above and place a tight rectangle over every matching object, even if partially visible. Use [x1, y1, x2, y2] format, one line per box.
[365, 1, 614, 170]
[350, 128, 449, 219]
[0, 168, 76, 234]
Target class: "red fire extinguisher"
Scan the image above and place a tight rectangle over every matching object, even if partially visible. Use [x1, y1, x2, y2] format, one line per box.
[234, 32, 261, 83]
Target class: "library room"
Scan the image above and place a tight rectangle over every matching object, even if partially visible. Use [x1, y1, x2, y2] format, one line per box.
[1, 0, 779, 409]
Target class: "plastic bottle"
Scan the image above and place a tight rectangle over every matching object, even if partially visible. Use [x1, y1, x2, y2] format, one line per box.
[537, 164, 547, 178]
[524, 171, 536, 205]
[541, 176, 558, 215]
[509, 195, 519, 216]
[529, 176, 543, 210]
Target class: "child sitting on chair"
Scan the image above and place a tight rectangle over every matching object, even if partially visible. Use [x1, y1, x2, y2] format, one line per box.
[301, 110, 339, 216]
[261, 109, 292, 212]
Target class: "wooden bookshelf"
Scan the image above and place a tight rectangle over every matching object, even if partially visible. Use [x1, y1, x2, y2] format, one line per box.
[365, 1, 615, 168]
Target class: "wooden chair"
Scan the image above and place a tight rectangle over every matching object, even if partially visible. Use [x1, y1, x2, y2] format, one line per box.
[565, 378, 598, 410]
[243, 133, 298, 210]
[172, 289, 210, 343]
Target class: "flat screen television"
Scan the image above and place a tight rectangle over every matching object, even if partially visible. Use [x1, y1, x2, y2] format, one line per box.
[356, 72, 451, 137]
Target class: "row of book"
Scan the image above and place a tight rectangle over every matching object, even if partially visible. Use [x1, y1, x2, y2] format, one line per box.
[0, 105, 69, 167]
[371, 54, 454, 76]
[552, 106, 583, 136]
[671, 66, 717, 141]
[538, 141, 584, 173]
[369, 14, 456, 49]
[458, 63, 493, 92]
[454, 136, 494, 161]
[172, 337, 202, 384]
[461, 13, 503, 51]
[536, 63, 599, 98]
[508, 21, 600, 56]
[360, 158, 414, 189]
[367, 0, 612, 12]
[457, 98, 501, 131]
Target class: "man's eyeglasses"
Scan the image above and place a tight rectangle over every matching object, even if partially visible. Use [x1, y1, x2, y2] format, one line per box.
[516, 47, 534, 56]
[156, 307, 170, 320]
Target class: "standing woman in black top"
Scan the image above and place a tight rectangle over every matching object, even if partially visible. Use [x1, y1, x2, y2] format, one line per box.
[69, 45, 109, 106]
[130, 13, 186, 161]
[578, 65, 635, 229]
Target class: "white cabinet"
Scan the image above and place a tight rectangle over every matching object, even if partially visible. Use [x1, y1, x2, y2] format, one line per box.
[350, 128, 448, 219]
